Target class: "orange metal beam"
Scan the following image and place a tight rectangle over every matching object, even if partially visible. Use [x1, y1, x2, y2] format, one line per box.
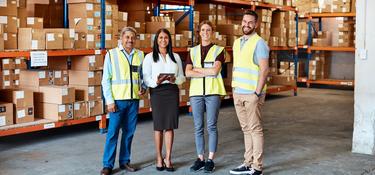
[310, 46, 355, 52]
[307, 79, 354, 86]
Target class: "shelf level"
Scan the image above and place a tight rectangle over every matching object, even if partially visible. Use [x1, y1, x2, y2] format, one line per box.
[209, 0, 296, 11]
[310, 46, 355, 52]
[0, 115, 106, 137]
[0, 49, 106, 58]
[299, 12, 356, 18]
[298, 78, 354, 87]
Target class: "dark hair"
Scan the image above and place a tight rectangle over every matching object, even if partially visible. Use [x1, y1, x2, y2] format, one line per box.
[196, 20, 214, 44]
[243, 10, 258, 22]
[152, 28, 176, 63]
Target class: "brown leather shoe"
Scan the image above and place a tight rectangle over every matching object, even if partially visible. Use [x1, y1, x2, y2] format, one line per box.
[120, 163, 138, 172]
[100, 167, 112, 175]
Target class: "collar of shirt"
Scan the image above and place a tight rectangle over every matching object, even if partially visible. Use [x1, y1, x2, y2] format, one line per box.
[240, 32, 256, 43]
[118, 43, 135, 57]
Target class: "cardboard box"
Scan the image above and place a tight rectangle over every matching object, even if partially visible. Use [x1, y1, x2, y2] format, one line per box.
[87, 100, 103, 116]
[0, 16, 18, 33]
[4, 32, 17, 49]
[0, 34, 3, 51]
[69, 70, 102, 86]
[36, 103, 73, 121]
[52, 70, 69, 85]
[20, 17, 43, 29]
[46, 32, 64, 50]
[119, 12, 128, 22]
[70, 85, 101, 101]
[270, 75, 296, 86]
[70, 55, 104, 71]
[68, 3, 101, 18]
[69, 18, 101, 34]
[74, 33, 97, 49]
[216, 24, 242, 36]
[139, 98, 150, 108]
[73, 101, 87, 119]
[14, 106, 34, 124]
[15, 58, 28, 69]
[20, 70, 51, 87]
[0, 102, 13, 126]
[127, 21, 145, 34]
[0, 0, 17, 16]
[195, 3, 216, 15]
[44, 28, 75, 49]
[0, 89, 34, 107]
[135, 33, 152, 48]
[174, 34, 189, 48]
[18, 28, 45, 50]
[38, 86, 75, 104]
[1, 58, 15, 69]
[67, 0, 101, 3]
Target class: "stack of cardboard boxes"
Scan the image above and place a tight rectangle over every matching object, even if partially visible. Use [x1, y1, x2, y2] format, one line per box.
[298, 21, 308, 45]
[104, 1, 119, 48]
[270, 11, 287, 47]
[68, 1, 102, 49]
[312, 31, 332, 47]
[295, 0, 320, 15]
[0, 89, 34, 125]
[1, 57, 27, 89]
[269, 51, 278, 75]
[195, 3, 217, 26]
[256, 9, 272, 44]
[69, 55, 104, 118]
[119, 0, 151, 36]
[178, 80, 190, 103]
[309, 51, 330, 80]
[1, 0, 18, 50]
[333, 17, 355, 47]
[0, 24, 4, 51]
[286, 11, 297, 47]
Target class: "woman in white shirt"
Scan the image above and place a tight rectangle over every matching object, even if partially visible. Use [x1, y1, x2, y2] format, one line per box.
[142, 28, 185, 172]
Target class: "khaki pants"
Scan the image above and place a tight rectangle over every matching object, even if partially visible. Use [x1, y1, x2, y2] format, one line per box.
[233, 93, 265, 171]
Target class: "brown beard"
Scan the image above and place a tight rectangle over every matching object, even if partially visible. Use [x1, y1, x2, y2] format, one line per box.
[242, 26, 256, 35]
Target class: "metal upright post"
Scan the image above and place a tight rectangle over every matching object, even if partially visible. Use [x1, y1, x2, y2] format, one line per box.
[63, 0, 68, 28]
[100, 0, 105, 49]
[189, 5, 194, 46]
[306, 17, 313, 81]
[294, 12, 299, 96]
[154, 0, 161, 16]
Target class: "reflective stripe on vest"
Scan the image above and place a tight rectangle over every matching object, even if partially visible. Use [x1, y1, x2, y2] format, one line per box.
[110, 48, 144, 100]
[231, 34, 267, 93]
[189, 44, 227, 97]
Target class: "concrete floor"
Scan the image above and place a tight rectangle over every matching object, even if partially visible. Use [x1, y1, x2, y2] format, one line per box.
[1, 88, 375, 175]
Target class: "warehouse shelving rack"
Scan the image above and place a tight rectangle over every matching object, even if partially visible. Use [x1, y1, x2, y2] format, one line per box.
[0, 0, 299, 137]
[297, 12, 356, 88]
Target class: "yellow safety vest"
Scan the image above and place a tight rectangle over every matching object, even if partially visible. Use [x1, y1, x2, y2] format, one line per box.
[232, 34, 267, 93]
[189, 44, 226, 97]
[109, 47, 144, 100]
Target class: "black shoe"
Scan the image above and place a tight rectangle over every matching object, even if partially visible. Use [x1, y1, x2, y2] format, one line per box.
[100, 167, 112, 175]
[229, 164, 252, 174]
[164, 159, 175, 172]
[190, 158, 205, 172]
[203, 159, 215, 173]
[247, 169, 263, 175]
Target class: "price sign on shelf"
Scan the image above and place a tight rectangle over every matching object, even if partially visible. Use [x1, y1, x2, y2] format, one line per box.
[30, 51, 48, 67]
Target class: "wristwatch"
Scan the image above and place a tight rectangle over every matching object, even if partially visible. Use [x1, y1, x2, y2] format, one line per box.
[254, 91, 261, 97]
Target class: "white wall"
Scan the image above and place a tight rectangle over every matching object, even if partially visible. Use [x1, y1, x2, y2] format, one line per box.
[352, 0, 375, 155]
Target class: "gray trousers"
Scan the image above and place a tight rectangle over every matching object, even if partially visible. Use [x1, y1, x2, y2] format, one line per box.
[190, 95, 221, 156]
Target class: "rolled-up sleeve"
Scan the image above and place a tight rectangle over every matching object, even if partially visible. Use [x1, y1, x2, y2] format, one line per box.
[174, 53, 186, 85]
[142, 53, 158, 88]
[101, 52, 114, 105]
[254, 39, 270, 66]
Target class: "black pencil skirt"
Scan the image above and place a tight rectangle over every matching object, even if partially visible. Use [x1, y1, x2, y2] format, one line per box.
[150, 83, 180, 131]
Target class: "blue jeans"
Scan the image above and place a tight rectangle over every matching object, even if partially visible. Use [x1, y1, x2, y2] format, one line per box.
[190, 95, 221, 155]
[102, 100, 139, 169]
